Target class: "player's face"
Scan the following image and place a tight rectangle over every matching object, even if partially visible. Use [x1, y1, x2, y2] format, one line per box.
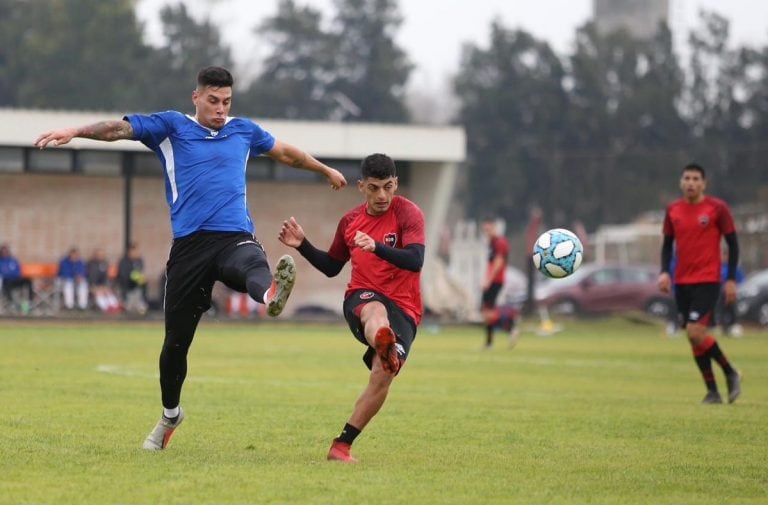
[679, 170, 706, 202]
[359, 176, 398, 216]
[192, 85, 232, 130]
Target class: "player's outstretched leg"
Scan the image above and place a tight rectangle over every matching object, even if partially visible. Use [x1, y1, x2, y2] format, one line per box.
[374, 326, 400, 374]
[327, 438, 359, 464]
[266, 255, 296, 317]
[143, 407, 185, 450]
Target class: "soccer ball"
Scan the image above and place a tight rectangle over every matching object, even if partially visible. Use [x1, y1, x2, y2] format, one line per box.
[532, 228, 583, 278]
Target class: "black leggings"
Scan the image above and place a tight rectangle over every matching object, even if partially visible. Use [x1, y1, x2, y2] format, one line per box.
[159, 232, 274, 408]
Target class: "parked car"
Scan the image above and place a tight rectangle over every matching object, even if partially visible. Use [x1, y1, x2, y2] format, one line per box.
[736, 269, 768, 326]
[535, 263, 673, 317]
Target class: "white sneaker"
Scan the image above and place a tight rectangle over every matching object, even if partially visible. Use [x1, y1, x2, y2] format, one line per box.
[142, 407, 185, 450]
[266, 255, 296, 317]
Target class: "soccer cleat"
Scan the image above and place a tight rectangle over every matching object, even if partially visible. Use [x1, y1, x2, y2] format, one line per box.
[701, 391, 723, 404]
[142, 407, 185, 450]
[374, 326, 400, 374]
[266, 255, 296, 317]
[508, 328, 520, 350]
[726, 371, 742, 404]
[327, 439, 358, 464]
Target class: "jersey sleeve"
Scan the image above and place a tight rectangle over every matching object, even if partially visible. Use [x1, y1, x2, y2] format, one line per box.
[248, 120, 276, 155]
[327, 215, 352, 262]
[494, 237, 510, 259]
[662, 206, 674, 236]
[716, 200, 736, 234]
[123, 111, 177, 149]
[399, 200, 426, 246]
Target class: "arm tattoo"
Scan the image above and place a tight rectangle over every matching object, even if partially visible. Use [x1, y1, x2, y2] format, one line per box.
[77, 121, 133, 141]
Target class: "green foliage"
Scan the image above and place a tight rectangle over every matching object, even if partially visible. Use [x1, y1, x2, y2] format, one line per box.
[245, 0, 412, 122]
[1, 319, 766, 504]
[454, 11, 768, 231]
[0, 0, 232, 111]
[240, 0, 338, 119]
[141, 4, 234, 112]
[329, 0, 412, 122]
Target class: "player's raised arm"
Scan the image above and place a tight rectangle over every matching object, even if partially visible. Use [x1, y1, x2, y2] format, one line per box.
[34, 120, 134, 149]
[267, 139, 347, 190]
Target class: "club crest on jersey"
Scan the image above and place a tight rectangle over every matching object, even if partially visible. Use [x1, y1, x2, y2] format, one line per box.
[383, 233, 397, 247]
[359, 291, 375, 300]
[698, 214, 710, 227]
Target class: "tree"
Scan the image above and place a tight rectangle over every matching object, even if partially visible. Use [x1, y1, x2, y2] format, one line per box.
[240, 0, 338, 119]
[683, 10, 768, 203]
[0, 0, 25, 106]
[454, 21, 569, 227]
[142, 3, 233, 111]
[330, 0, 412, 122]
[11, 0, 151, 110]
[566, 22, 688, 226]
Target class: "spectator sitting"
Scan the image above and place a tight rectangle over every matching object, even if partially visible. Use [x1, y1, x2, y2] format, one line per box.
[58, 247, 89, 310]
[86, 248, 122, 314]
[118, 242, 148, 315]
[0, 243, 34, 314]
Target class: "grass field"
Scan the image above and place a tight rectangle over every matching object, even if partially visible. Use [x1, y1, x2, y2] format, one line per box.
[1, 316, 766, 504]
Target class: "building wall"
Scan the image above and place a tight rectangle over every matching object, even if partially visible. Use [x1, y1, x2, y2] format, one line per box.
[0, 172, 383, 315]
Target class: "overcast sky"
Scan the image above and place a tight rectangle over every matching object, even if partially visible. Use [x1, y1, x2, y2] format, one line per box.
[137, 0, 768, 90]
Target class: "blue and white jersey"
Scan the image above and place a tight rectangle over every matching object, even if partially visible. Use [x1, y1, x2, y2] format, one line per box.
[125, 111, 275, 238]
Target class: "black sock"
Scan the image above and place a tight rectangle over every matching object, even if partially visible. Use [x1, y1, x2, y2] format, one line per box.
[337, 423, 361, 445]
[694, 355, 718, 392]
[485, 325, 493, 346]
[707, 341, 735, 375]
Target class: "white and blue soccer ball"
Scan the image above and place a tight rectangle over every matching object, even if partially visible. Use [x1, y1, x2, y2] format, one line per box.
[532, 228, 584, 279]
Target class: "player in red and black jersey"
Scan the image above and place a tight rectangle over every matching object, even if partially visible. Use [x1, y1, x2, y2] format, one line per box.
[479, 216, 514, 348]
[658, 163, 742, 404]
[279, 153, 425, 463]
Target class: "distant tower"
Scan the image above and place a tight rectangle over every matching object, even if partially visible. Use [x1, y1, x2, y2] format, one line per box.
[593, 0, 669, 39]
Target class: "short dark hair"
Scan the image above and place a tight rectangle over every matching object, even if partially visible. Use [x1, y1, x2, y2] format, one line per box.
[197, 66, 234, 88]
[683, 162, 706, 179]
[360, 153, 397, 180]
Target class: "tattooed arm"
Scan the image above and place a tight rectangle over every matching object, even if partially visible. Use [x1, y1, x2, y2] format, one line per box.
[267, 139, 347, 190]
[34, 120, 134, 149]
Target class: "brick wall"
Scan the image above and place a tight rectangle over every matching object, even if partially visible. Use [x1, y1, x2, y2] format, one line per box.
[0, 173, 369, 315]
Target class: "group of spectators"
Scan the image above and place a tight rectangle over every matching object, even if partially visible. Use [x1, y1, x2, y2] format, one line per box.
[0, 241, 148, 315]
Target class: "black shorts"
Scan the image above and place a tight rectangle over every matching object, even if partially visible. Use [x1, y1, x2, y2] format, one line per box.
[164, 231, 269, 314]
[674, 283, 721, 327]
[481, 282, 503, 309]
[343, 289, 417, 371]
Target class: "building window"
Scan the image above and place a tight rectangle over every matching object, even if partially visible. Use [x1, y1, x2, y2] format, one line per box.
[133, 152, 163, 176]
[0, 147, 24, 173]
[27, 149, 73, 173]
[246, 156, 274, 180]
[77, 150, 122, 176]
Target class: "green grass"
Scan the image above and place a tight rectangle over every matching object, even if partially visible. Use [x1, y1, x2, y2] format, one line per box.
[0, 317, 766, 504]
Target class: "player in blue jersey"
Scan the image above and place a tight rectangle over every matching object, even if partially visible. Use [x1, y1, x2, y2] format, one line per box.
[34, 66, 347, 450]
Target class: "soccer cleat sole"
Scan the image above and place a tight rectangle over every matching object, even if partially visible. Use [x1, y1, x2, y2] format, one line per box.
[374, 326, 400, 374]
[267, 255, 296, 317]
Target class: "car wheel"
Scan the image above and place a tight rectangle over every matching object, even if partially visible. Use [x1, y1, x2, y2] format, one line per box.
[758, 301, 768, 327]
[645, 298, 672, 318]
[552, 298, 579, 315]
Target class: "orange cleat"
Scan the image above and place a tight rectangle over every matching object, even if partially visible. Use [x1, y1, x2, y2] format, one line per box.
[327, 439, 358, 464]
[374, 326, 400, 374]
